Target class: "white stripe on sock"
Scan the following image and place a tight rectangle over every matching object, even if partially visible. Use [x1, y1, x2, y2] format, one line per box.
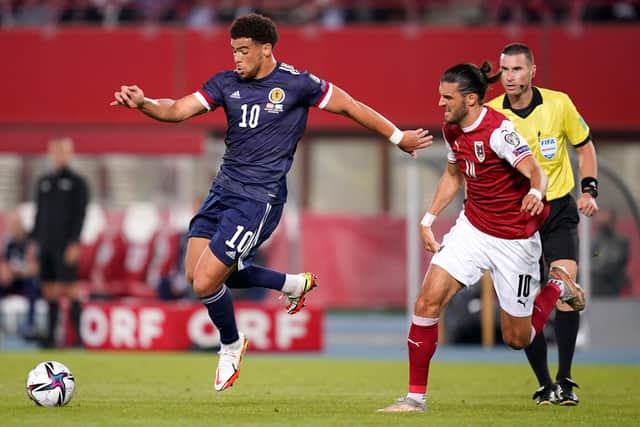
[412, 315, 438, 327]
[200, 285, 228, 305]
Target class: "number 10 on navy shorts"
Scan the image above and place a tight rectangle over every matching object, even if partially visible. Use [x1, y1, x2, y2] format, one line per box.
[187, 185, 284, 269]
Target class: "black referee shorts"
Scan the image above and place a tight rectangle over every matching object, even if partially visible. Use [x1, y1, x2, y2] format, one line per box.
[540, 194, 580, 264]
[38, 246, 78, 283]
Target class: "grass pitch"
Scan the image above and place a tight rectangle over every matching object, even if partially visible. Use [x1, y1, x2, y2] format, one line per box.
[1, 350, 638, 426]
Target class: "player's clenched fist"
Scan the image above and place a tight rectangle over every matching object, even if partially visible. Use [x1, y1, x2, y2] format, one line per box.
[110, 85, 145, 109]
[577, 193, 598, 217]
[521, 192, 545, 216]
[420, 224, 440, 253]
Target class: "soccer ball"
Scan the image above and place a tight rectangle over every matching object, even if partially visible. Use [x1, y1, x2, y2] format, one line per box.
[26, 361, 76, 407]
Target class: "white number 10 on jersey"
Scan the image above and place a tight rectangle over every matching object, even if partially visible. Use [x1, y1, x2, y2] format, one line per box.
[239, 104, 260, 128]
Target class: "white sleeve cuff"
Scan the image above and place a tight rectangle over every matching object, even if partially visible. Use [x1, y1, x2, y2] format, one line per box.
[193, 91, 211, 111]
[317, 83, 333, 110]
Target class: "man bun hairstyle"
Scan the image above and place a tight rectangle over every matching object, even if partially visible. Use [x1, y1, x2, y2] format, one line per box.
[441, 62, 501, 104]
[230, 13, 278, 47]
[501, 42, 534, 64]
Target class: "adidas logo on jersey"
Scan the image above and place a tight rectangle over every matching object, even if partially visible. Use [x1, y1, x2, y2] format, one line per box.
[225, 250, 237, 259]
[230, 90, 241, 99]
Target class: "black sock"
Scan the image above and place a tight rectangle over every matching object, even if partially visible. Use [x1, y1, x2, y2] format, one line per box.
[525, 331, 553, 387]
[46, 301, 59, 348]
[555, 310, 580, 381]
[200, 285, 239, 345]
[70, 300, 83, 346]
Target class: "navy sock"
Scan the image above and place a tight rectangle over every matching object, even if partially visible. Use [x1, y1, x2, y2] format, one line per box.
[525, 331, 553, 387]
[555, 310, 580, 381]
[200, 285, 239, 345]
[225, 265, 285, 290]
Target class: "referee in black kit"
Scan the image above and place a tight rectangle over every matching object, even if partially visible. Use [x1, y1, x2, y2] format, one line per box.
[32, 137, 89, 348]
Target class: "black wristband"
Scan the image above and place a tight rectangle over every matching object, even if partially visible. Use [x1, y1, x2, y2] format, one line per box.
[581, 177, 598, 198]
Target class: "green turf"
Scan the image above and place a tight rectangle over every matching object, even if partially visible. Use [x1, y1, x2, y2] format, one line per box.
[1, 351, 638, 426]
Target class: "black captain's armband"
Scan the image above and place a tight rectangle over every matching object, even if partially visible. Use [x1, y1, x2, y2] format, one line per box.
[581, 177, 598, 198]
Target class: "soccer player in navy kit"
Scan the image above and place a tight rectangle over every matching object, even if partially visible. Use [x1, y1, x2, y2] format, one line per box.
[112, 13, 433, 392]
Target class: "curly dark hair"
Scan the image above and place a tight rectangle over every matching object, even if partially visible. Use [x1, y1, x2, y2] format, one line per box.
[441, 62, 501, 103]
[230, 13, 278, 47]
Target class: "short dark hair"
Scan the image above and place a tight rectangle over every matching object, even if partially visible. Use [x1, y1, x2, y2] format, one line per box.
[230, 13, 278, 47]
[502, 42, 534, 64]
[440, 62, 500, 103]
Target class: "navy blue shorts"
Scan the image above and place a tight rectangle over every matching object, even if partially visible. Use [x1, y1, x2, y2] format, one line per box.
[187, 185, 284, 268]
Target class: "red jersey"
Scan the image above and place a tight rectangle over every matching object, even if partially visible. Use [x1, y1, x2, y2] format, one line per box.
[443, 107, 548, 239]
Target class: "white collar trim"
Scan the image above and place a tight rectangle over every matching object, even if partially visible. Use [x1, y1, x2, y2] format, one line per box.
[462, 107, 487, 133]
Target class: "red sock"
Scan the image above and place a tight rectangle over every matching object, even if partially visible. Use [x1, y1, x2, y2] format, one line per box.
[531, 281, 561, 335]
[408, 322, 438, 394]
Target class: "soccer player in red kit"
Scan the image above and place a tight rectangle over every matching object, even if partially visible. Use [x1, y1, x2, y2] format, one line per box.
[378, 63, 586, 413]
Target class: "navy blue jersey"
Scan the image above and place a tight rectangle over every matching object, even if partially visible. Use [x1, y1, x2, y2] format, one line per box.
[194, 62, 332, 203]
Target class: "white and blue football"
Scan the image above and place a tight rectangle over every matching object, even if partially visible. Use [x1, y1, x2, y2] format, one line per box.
[26, 361, 75, 407]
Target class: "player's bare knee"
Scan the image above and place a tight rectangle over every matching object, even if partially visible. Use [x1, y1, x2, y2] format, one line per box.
[502, 330, 529, 350]
[508, 338, 528, 350]
[192, 267, 222, 298]
[192, 279, 218, 298]
[414, 295, 443, 318]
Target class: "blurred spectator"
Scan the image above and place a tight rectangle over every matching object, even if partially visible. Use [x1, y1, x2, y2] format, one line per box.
[591, 209, 630, 297]
[218, 0, 254, 23]
[155, 231, 192, 300]
[59, 0, 103, 24]
[184, 0, 217, 29]
[13, 0, 62, 27]
[0, 210, 39, 337]
[611, 1, 639, 21]
[319, 2, 347, 29]
[89, 0, 138, 26]
[151, 199, 198, 301]
[485, 0, 571, 25]
[32, 137, 89, 348]
[131, 0, 176, 24]
[299, 0, 347, 29]
[3, 0, 639, 28]
[1, 0, 16, 28]
[583, 0, 638, 22]
[485, 0, 640, 25]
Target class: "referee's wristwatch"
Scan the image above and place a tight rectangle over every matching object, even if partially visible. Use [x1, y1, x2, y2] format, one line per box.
[581, 177, 598, 198]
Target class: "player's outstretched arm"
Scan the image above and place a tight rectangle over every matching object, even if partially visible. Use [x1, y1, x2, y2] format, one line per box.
[322, 85, 433, 157]
[420, 162, 463, 253]
[110, 85, 207, 123]
[515, 156, 548, 216]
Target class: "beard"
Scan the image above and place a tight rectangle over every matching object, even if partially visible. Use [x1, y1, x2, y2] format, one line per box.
[446, 104, 468, 124]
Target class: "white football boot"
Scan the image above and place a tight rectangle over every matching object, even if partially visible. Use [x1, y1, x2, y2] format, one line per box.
[377, 396, 426, 413]
[214, 332, 249, 392]
[285, 273, 318, 315]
